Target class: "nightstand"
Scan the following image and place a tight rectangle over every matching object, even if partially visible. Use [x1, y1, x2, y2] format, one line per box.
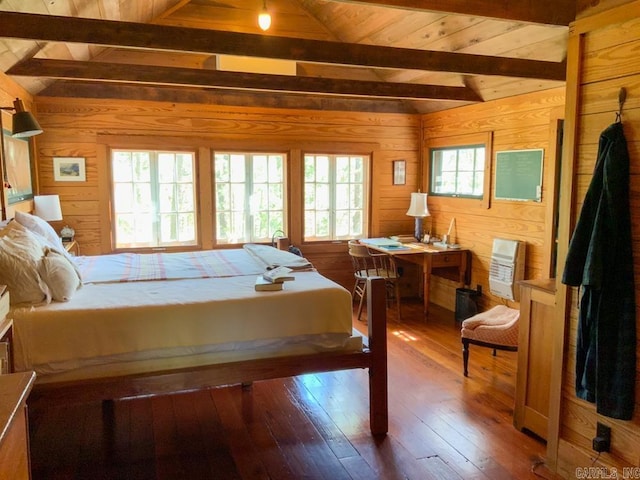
[0, 289, 11, 375]
[62, 240, 79, 256]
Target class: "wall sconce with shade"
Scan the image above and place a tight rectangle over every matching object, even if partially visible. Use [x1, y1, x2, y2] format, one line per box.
[406, 192, 430, 242]
[0, 98, 43, 221]
[258, 0, 271, 31]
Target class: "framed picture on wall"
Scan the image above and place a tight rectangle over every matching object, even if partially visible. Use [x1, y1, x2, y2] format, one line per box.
[53, 157, 86, 182]
[393, 160, 406, 185]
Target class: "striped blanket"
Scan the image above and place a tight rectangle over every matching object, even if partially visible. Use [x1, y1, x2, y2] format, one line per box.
[75, 245, 312, 284]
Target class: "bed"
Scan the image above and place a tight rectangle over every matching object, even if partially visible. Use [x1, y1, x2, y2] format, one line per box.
[0, 215, 388, 435]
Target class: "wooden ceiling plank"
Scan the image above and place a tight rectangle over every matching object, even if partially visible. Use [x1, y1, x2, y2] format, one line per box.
[7, 58, 483, 102]
[0, 11, 566, 81]
[328, 0, 576, 26]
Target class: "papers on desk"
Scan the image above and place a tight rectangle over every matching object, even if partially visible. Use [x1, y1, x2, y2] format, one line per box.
[360, 237, 403, 247]
[360, 238, 410, 251]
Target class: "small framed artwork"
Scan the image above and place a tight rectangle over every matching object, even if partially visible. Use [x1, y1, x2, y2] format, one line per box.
[393, 160, 406, 185]
[53, 157, 86, 182]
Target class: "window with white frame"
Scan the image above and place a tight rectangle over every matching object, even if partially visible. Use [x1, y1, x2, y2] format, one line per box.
[430, 145, 485, 198]
[214, 152, 286, 244]
[111, 149, 197, 249]
[304, 153, 369, 241]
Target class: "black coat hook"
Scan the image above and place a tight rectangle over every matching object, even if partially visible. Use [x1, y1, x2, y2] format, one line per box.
[616, 87, 627, 122]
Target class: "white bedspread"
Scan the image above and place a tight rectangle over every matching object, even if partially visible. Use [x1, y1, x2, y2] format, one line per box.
[12, 269, 354, 383]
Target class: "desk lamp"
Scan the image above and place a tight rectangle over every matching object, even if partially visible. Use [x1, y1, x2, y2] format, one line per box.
[406, 192, 430, 242]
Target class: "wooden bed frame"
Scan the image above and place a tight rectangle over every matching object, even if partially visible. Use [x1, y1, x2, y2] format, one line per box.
[28, 277, 389, 435]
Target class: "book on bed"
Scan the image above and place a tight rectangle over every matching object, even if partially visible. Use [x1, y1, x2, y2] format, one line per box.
[263, 266, 295, 283]
[254, 276, 283, 291]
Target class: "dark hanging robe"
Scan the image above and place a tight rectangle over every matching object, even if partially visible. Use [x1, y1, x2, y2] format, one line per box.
[562, 121, 636, 420]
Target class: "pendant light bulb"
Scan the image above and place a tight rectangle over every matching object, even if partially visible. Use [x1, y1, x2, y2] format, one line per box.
[258, 0, 271, 31]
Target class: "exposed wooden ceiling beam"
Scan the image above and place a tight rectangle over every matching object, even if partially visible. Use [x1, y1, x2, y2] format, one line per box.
[330, 0, 575, 26]
[8, 59, 483, 102]
[40, 81, 423, 114]
[0, 12, 566, 81]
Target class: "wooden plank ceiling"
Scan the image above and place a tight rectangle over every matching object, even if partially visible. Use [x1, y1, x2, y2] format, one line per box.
[0, 0, 572, 113]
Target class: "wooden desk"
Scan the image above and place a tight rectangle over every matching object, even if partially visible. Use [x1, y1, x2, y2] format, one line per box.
[361, 241, 470, 315]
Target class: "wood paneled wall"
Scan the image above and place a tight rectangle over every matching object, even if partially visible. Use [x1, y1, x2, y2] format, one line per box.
[552, 0, 640, 476]
[30, 97, 420, 289]
[421, 88, 566, 311]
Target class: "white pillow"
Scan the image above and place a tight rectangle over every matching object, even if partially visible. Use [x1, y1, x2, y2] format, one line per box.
[38, 248, 82, 302]
[15, 210, 66, 251]
[0, 224, 51, 305]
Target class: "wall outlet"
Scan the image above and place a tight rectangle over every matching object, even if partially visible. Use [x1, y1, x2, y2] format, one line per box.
[592, 422, 611, 453]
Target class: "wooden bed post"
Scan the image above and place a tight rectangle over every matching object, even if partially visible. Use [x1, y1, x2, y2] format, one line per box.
[367, 277, 388, 435]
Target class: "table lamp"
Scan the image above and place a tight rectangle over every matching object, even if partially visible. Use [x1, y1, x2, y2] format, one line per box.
[34, 195, 63, 222]
[406, 192, 430, 242]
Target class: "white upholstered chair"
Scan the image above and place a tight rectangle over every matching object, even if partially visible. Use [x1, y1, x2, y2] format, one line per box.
[460, 305, 519, 377]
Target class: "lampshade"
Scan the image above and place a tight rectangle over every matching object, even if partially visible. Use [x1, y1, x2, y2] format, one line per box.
[34, 195, 63, 221]
[258, 0, 271, 31]
[10, 99, 43, 138]
[406, 192, 430, 218]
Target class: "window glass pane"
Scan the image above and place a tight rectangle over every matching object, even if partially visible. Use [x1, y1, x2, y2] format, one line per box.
[114, 183, 133, 213]
[430, 145, 485, 198]
[303, 153, 369, 241]
[215, 155, 230, 182]
[112, 152, 132, 182]
[315, 184, 330, 210]
[111, 149, 196, 248]
[229, 154, 246, 182]
[158, 153, 175, 183]
[159, 184, 175, 212]
[177, 184, 194, 212]
[214, 151, 287, 244]
[253, 155, 268, 183]
[336, 156, 350, 183]
[268, 155, 283, 182]
[176, 154, 193, 182]
[458, 149, 476, 171]
[316, 156, 329, 183]
[351, 157, 363, 183]
[134, 183, 152, 212]
[457, 171, 474, 195]
[132, 152, 150, 182]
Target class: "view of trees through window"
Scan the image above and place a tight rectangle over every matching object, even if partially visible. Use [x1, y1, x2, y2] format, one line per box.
[111, 150, 197, 248]
[214, 152, 285, 244]
[430, 145, 485, 198]
[304, 153, 369, 241]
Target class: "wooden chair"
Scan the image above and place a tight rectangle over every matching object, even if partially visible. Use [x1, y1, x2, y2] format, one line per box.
[348, 240, 402, 321]
[460, 305, 519, 377]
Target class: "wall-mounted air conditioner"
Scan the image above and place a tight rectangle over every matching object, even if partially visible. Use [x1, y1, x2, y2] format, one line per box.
[489, 238, 526, 301]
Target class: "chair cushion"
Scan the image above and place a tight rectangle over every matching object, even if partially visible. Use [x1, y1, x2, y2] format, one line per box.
[461, 305, 519, 346]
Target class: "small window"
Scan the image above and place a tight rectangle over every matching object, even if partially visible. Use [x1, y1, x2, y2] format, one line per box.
[111, 149, 197, 249]
[214, 152, 286, 244]
[303, 153, 369, 241]
[430, 145, 485, 198]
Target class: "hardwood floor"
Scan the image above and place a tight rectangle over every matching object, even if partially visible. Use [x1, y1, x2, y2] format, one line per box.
[28, 299, 559, 479]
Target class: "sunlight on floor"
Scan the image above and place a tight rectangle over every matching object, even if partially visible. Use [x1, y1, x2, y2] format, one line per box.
[392, 330, 418, 342]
